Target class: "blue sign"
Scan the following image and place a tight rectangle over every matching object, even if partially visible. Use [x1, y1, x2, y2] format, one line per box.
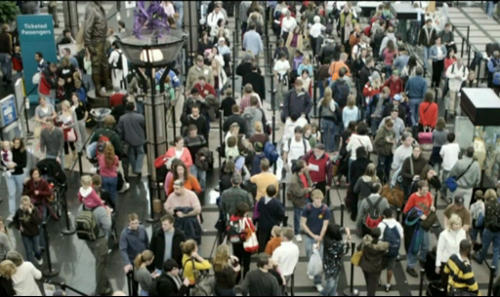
[17, 15, 58, 104]
[0, 95, 18, 128]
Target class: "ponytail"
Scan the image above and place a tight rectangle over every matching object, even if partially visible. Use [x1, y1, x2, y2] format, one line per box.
[133, 250, 154, 268]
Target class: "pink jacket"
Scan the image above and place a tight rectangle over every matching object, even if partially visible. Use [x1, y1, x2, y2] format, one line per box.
[155, 147, 193, 170]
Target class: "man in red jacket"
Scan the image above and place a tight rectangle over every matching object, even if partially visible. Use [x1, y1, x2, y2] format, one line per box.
[193, 76, 216, 99]
[301, 144, 333, 204]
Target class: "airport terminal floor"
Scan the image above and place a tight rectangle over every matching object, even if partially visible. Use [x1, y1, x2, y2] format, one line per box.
[1, 1, 500, 296]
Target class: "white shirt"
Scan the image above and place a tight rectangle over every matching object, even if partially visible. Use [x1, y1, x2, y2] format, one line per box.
[281, 17, 297, 33]
[309, 23, 326, 38]
[108, 49, 129, 76]
[378, 218, 404, 241]
[283, 136, 311, 167]
[282, 116, 308, 141]
[207, 11, 225, 29]
[273, 59, 291, 77]
[470, 200, 485, 221]
[346, 134, 373, 160]
[11, 262, 42, 296]
[272, 241, 300, 276]
[440, 143, 460, 171]
[436, 228, 467, 267]
[391, 144, 413, 170]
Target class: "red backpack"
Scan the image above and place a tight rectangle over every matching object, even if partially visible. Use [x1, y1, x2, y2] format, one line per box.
[364, 197, 383, 229]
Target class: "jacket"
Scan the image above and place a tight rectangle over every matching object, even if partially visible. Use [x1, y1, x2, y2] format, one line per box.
[282, 89, 312, 122]
[323, 238, 349, 278]
[119, 226, 149, 265]
[449, 156, 481, 189]
[446, 62, 468, 92]
[13, 208, 41, 237]
[186, 65, 214, 91]
[156, 273, 190, 296]
[182, 254, 212, 285]
[359, 234, 389, 273]
[287, 173, 312, 208]
[418, 26, 438, 47]
[429, 45, 447, 62]
[90, 128, 124, 157]
[444, 254, 479, 296]
[220, 186, 254, 217]
[436, 228, 467, 268]
[155, 147, 193, 169]
[117, 111, 146, 147]
[401, 155, 429, 181]
[405, 75, 427, 100]
[357, 193, 390, 229]
[149, 228, 185, 269]
[23, 179, 52, 206]
[302, 151, 332, 184]
[83, 1, 108, 45]
[374, 126, 395, 156]
[383, 77, 404, 99]
[242, 71, 266, 100]
[329, 60, 351, 81]
[418, 102, 438, 128]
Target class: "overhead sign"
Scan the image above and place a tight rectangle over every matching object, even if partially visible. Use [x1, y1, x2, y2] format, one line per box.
[17, 15, 58, 104]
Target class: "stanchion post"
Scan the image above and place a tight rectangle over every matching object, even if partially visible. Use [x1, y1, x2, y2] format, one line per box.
[313, 69, 318, 117]
[343, 242, 359, 296]
[282, 182, 287, 209]
[42, 221, 59, 277]
[488, 265, 496, 297]
[419, 268, 425, 296]
[172, 106, 177, 140]
[61, 187, 76, 235]
[232, 30, 236, 100]
[77, 152, 83, 175]
[146, 177, 157, 223]
[397, 208, 402, 223]
[219, 110, 223, 168]
[340, 203, 345, 227]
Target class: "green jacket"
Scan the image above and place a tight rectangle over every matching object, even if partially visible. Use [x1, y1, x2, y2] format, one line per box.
[374, 126, 395, 156]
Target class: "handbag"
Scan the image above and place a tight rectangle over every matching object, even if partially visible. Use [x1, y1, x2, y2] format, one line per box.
[307, 248, 323, 276]
[67, 128, 77, 142]
[445, 160, 475, 192]
[243, 219, 259, 253]
[351, 250, 363, 266]
[420, 211, 438, 231]
[418, 126, 432, 144]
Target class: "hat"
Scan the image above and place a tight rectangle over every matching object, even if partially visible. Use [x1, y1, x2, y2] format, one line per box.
[315, 143, 326, 150]
[454, 196, 464, 205]
[393, 94, 402, 101]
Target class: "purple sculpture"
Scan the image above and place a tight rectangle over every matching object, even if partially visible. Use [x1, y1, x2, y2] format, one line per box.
[133, 1, 170, 38]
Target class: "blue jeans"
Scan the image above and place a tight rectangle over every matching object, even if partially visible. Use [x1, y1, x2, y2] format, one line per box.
[423, 46, 431, 70]
[321, 119, 338, 152]
[321, 274, 340, 296]
[318, 80, 326, 100]
[487, 1, 495, 17]
[5, 173, 25, 215]
[128, 144, 145, 174]
[102, 176, 118, 205]
[407, 229, 430, 269]
[370, 116, 381, 135]
[0, 53, 12, 82]
[409, 98, 421, 126]
[305, 235, 323, 285]
[470, 227, 483, 243]
[21, 235, 41, 264]
[190, 165, 206, 190]
[478, 228, 500, 277]
[293, 207, 304, 235]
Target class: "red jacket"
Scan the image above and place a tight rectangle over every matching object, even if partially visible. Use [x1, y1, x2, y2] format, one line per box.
[194, 82, 216, 98]
[403, 192, 433, 215]
[418, 102, 438, 128]
[383, 77, 404, 98]
[154, 147, 193, 169]
[302, 151, 332, 185]
[362, 82, 381, 98]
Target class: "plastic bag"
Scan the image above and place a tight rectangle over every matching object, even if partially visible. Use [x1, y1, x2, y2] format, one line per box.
[307, 248, 323, 276]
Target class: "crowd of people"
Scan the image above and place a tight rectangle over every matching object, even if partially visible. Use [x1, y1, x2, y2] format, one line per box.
[1, 1, 500, 296]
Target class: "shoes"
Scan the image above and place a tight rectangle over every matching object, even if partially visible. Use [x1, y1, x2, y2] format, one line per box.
[315, 284, 324, 292]
[307, 274, 314, 281]
[35, 256, 43, 266]
[295, 234, 302, 242]
[119, 182, 130, 193]
[406, 267, 418, 278]
[385, 284, 392, 292]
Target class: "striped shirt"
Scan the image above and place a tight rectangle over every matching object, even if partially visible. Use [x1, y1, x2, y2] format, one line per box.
[444, 254, 479, 296]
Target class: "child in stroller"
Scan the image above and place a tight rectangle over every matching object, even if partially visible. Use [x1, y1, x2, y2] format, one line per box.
[34, 158, 67, 220]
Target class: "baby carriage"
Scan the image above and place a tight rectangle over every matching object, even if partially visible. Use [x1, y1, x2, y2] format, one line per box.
[36, 158, 67, 220]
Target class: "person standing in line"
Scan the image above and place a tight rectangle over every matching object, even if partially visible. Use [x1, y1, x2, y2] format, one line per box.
[0, 259, 16, 296]
[119, 213, 149, 274]
[240, 253, 282, 296]
[287, 160, 312, 242]
[271, 227, 299, 284]
[149, 214, 185, 269]
[2, 139, 26, 222]
[133, 250, 159, 296]
[6, 251, 42, 296]
[256, 185, 285, 252]
[405, 66, 427, 127]
[378, 208, 403, 292]
[117, 101, 146, 179]
[358, 227, 389, 296]
[0, 24, 12, 86]
[445, 240, 480, 295]
[12, 196, 42, 266]
[439, 132, 460, 199]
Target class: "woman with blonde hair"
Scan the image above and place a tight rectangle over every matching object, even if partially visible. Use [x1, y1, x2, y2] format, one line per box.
[0, 259, 16, 296]
[98, 142, 119, 205]
[436, 213, 466, 287]
[342, 95, 360, 129]
[12, 196, 42, 266]
[213, 244, 240, 295]
[318, 87, 340, 153]
[181, 239, 212, 285]
[248, 121, 269, 147]
[133, 250, 158, 296]
[59, 100, 78, 161]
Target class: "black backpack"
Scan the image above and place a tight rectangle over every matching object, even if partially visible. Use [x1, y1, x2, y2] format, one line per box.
[485, 198, 500, 232]
[112, 51, 123, 70]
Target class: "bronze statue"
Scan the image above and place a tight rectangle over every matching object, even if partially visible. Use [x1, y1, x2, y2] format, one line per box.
[83, 1, 112, 97]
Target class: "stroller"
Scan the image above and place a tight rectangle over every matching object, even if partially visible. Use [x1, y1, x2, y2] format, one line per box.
[36, 158, 67, 220]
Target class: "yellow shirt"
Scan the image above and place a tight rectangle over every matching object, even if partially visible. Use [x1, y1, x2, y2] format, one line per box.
[250, 172, 279, 201]
[182, 254, 212, 285]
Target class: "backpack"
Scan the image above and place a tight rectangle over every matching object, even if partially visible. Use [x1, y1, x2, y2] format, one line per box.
[382, 222, 401, 258]
[485, 198, 500, 232]
[185, 258, 215, 296]
[76, 206, 100, 241]
[112, 51, 123, 70]
[264, 141, 279, 164]
[226, 216, 246, 244]
[364, 197, 383, 229]
[97, 135, 111, 155]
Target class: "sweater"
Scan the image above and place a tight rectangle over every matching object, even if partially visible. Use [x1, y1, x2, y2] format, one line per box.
[419, 102, 438, 128]
[403, 192, 433, 215]
[220, 186, 254, 216]
[250, 172, 279, 201]
[119, 226, 149, 265]
[444, 254, 479, 295]
[436, 229, 467, 267]
[135, 266, 154, 293]
[241, 269, 281, 296]
[13, 208, 41, 237]
[342, 106, 360, 128]
[257, 197, 285, 231]
[287, 172, 312, 208]
[117, 111, 146, 147]
[401, 155, 428, 181]
[11, 262, 42, 296]
[98, 154, 119, 178]
[391, 145, 413, 171]
[449, 156, 481, 189]
[165, 175, 201, 196]
[265, 237, 282, 256]
[165, 189, 201, 215]
[346, 134, 373, 160]
[357, 194, 390, 229]
[181, 254, 212, 285]
[40, 127, 64, 157]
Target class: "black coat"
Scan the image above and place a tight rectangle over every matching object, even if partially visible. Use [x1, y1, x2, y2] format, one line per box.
[156, 273, 190, 296]
[149, 228, 185, 269]
[0, 276, 15, 296]
[242, 71, 266, 100]
[222, 115, 248, 135]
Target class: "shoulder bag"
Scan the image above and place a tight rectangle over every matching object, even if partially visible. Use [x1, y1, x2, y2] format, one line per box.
[444, 160, 474, 192]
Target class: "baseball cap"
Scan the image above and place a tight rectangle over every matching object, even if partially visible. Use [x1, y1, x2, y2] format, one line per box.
[455, 196, 464, 205]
